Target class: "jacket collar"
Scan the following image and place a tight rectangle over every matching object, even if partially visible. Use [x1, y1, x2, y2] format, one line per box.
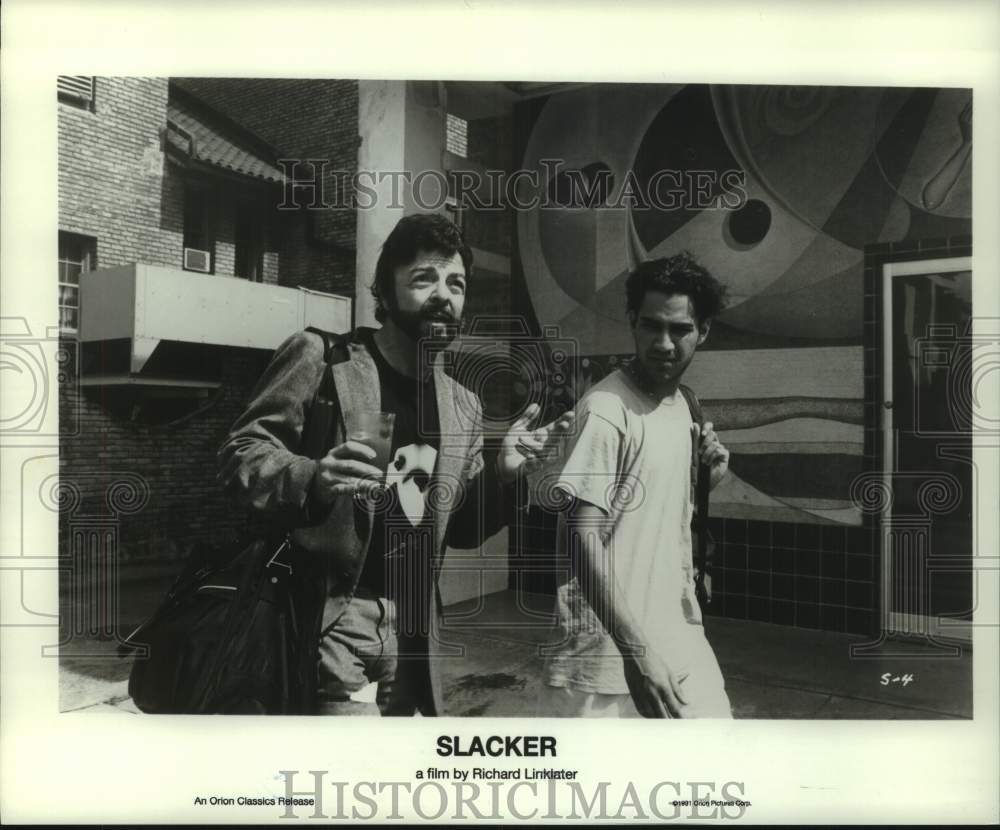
[294, 327, 476, 596]
[332, 328, 381, 412]
[340, 326, 464, 411]
[331, 328, 470, 548]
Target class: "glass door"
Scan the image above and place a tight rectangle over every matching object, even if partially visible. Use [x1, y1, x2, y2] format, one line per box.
[882, 256, 973, 640]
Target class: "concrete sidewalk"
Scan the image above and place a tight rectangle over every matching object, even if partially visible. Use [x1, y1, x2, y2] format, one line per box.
[437, 591, 972, 719]
[59, 571, 972, 719]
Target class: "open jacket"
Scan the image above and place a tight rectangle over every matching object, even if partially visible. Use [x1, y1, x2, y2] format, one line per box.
[217, 327, 511, 714]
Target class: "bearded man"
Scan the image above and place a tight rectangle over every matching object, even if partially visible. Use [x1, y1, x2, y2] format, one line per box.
[219, 213, 572, 715]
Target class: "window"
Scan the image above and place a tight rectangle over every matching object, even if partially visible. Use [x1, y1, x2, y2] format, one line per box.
[446, 113, 468, 158]
[234, 202, 264, 282]
[58, 232, 96, 333]
[58, 76, 95, 110]
[183, 185, 215, 273]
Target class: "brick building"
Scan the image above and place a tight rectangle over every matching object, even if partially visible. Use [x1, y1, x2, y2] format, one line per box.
[58, 77, 354, 564]
[57, 78, 518, 611]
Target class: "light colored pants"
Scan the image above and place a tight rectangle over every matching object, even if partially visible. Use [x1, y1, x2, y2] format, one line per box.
[538, 625, 733, 719]
[538, 685, 643, 717]
[315, 593, 396, 716]
[315, 592, 434, 716]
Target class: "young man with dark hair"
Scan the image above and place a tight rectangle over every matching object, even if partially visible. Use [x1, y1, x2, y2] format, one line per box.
[539, 250, 732, 718]
[219, 212, 573, 715]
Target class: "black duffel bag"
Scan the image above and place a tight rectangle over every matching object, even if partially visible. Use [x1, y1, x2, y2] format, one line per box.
[119, 534, 310, 714]
[119, 326, 342, 715]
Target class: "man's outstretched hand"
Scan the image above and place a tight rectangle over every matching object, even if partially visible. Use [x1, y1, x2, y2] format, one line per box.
[498, 403, 575, 484]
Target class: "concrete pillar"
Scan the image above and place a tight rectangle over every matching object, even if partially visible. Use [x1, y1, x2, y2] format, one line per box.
[356, 80, 407, 328]
[355, 80, 449, 328]
[355, 81, 509, 605]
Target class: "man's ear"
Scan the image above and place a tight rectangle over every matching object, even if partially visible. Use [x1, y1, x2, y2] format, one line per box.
[697, 319, 711, 345]
[376, 282, 393, 317]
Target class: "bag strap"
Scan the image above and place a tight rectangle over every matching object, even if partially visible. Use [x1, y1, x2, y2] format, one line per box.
[679, 384, 710, 567]
[299, 326, 345, 460]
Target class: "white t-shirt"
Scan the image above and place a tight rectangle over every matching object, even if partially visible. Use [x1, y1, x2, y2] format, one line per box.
[543, 368, 703, 694]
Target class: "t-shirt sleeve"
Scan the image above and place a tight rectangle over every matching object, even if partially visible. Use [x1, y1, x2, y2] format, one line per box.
[555, 393, 626, 515]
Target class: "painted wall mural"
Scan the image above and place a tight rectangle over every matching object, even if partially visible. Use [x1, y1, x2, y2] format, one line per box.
[515, 83, 972, 526]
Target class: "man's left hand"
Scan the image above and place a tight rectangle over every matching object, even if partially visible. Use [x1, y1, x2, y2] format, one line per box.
[498, 403, 576, 484]
[698, 421, 730, 490]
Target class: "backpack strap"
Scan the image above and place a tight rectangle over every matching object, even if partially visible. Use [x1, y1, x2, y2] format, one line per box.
[679, 384, 711, 570]
[289, 327, 351, 713]
[299, 326, 346, 460]
[679, 383, 705, 427]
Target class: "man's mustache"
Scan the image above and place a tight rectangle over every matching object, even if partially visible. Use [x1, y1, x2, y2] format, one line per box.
[421, 305, 459, 322]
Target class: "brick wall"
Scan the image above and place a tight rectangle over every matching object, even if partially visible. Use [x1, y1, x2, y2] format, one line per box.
[463, 115, 513, 258]
[57, 77, 358, 563]
[58, 77, 182, 269]
[461, 115, 515, 321]
[58, 345, 272, 559]
[57, 78, 282, 279]
[172, 78, 359, 298]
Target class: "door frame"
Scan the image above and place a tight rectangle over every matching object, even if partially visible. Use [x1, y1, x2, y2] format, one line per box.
[881, 255, 973, 643]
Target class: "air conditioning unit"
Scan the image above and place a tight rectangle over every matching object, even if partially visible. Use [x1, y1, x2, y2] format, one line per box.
[183, 248, 212, 273]
[58, 76, 95, 105]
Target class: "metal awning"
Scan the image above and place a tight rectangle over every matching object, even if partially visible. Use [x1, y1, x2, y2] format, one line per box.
[77, 263, 352, 379]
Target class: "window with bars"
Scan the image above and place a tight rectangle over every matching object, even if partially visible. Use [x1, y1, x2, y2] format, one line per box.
[446, 113, 468, 158]
[58, 232, 96, 333]
[58, 76, 96, 110]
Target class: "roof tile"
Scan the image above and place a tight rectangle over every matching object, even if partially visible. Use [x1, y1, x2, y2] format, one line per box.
[167, 98, 284, 183]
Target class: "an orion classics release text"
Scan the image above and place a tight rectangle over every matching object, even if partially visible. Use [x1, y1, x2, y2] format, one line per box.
[189, 735, 752, 820]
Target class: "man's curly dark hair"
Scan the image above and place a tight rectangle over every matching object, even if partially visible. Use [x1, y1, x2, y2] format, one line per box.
[371, 213, 473, 323]
[625, 251, 727, 325]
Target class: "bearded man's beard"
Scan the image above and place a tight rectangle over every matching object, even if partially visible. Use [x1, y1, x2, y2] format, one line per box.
[390, 302, 462, 344]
